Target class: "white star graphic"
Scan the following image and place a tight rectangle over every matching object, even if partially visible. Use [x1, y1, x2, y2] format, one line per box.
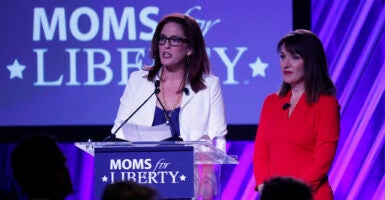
[249, 57, 268, 77]
[7, 59, 26, 79]
[180, 174, 186, 181]
[102, 176, 108, 182]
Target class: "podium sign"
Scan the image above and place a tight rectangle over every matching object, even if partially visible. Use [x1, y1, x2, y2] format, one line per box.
[75, 141, 239, 199]
[93, 144, 194, 198]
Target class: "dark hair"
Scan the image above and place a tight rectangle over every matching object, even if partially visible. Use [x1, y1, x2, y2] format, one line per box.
[147, 13, 210, 93]
[10, 134, 73, 199]
[277, 29, 336, 104]
[260, 176, 314, 200]
[102, 181, 158, 200]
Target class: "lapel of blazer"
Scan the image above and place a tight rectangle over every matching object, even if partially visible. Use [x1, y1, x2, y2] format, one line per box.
[181, 83, 195, 109]
[136, 72, 159, 125]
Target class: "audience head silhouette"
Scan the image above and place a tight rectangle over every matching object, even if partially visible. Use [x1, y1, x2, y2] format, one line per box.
[10, 134, 73, 200]
[260, 176, 314, 200]
[102, 181, 158, 200]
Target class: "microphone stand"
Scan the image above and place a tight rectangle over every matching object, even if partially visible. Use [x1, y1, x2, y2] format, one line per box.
[103, 84, 160, 142]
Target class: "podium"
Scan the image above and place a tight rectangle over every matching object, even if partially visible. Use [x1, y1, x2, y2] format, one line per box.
[75, 141, 238, 199]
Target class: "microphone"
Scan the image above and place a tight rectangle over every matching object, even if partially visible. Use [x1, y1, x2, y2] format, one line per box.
[104, 80, 161, 142]
[183, 88, 190, 96]
[155, 88, 183, 142]
[282, 102, 291, 110]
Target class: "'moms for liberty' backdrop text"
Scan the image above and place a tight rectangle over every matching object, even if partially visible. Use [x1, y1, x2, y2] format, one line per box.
[0, 0, 291, 127]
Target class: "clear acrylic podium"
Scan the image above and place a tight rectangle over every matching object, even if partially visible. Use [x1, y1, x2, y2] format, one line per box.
[75, 140, 238, 199]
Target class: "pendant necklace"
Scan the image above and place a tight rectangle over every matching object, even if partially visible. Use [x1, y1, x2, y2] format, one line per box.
[161, 81, 182, 125]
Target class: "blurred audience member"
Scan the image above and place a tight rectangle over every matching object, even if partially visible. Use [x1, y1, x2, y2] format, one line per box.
[10, 134, 73, 200]
[259, 176, 314, 200]
[102, 181, 158, 200]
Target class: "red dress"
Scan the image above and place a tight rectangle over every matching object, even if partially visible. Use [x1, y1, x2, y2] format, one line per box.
[253, 91, 340, 200]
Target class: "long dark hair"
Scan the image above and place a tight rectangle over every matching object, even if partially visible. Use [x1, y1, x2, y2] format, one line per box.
[277, 29, 336, 104]
[147, 13, 210, 93]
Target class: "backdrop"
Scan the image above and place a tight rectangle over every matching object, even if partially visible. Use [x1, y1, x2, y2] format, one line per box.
[1, 0, 384, 200]
[0, 0, 291, 127]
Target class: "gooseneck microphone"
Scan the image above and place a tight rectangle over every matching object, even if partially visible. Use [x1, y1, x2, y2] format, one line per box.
[155, 87, 183, 142]
[282, 102, 291, 110]
[103, 80, 161, 142]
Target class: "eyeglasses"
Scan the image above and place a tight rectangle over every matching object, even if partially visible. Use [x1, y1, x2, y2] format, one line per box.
[157, 35, 189, 47]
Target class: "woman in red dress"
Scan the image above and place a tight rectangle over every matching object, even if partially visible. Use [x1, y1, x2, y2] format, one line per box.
[253, 29, 340, 200]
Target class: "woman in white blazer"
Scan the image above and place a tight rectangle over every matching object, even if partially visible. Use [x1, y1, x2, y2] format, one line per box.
[111, 13, 227, 200]
[111, 13, 227, 143]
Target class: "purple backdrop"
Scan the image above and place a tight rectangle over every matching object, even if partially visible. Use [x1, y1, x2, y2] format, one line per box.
[0, 0, 291, 126]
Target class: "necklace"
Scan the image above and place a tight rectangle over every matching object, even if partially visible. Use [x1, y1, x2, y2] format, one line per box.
[160, 81, 182, 124]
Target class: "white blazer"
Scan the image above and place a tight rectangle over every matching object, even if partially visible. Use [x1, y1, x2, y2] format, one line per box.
[111, 70, 227, 141]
